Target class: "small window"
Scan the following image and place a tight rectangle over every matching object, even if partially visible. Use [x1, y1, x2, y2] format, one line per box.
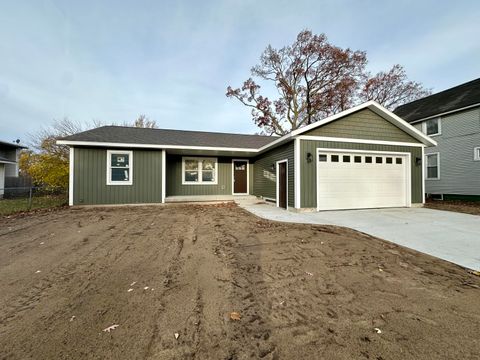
[183, 157, 218, 184]
[396, 158, 403, 165]
[474, 147, 480, 161]
[107, 150, 133, 185]
[365, 156, 372, 164]
[386, 157, 393, 164]
[354, 156, 362, 163]
[343, 155, 351, 163]
[426, 153, 440, 180]
[319, 154, 327, 162]
[423, 118, 441, 136]
[376, 157, 383, 164]
[331, 155, 339, 162]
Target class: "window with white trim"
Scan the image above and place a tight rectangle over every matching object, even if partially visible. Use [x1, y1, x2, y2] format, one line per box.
[474, 147, 480, 161]
[422, 118, 441, 136]
[426, 153, 439, 180]
[107, 150, 133, 185]
[182, 157, 218, 184]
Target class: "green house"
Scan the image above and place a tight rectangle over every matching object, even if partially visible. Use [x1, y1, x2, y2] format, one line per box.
[57, 101, 436, 211]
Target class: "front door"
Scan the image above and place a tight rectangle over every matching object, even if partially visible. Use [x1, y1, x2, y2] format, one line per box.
[233, 160, 248, 194]
[278, 161, 287, 209]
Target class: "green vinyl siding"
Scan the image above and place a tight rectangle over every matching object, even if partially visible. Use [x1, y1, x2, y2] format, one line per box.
[299, 140, 423, 208]
[252, 141, 295, 207]
[304, 108, 418, 143]
[73, 147, 163, 205]
[166, 155, 239, 196]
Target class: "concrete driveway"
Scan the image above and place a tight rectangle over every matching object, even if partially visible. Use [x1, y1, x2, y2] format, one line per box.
[238, 200, 480, 271]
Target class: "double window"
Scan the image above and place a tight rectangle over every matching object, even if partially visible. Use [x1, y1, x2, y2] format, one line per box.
[182, 157, 217, 184]
[425, 153, 440, 180]
[107, 150, 133, 185]
[422, 118, 441, 136]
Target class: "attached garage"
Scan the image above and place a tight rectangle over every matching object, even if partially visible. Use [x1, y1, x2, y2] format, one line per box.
[316, 149, 410, 210]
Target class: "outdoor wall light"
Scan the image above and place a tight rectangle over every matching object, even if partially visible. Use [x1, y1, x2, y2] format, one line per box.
[271, 163, 275, 171]
[306, 152, 313, 163]
[415, 157, 422, 166]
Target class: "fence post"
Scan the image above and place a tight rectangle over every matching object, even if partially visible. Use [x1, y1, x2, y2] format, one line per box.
[27, 187, 33, 210]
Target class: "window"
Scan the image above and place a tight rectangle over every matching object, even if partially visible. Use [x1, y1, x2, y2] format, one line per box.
[365, 156, 372, 163]
[386, 157, 393, 164]
[396, 158, 403, 165]
[354, 156, 362, 163]
[426, 153, 440, 180]
[474, 147, 480, 161]
[182, 157, 218, 184]
[319, 154, 327, 162]
[107, 150, 133, 185]
[343, 155, 351, 162]
[376, 157, 383, 164]
[331, 155, 339, 162]
[423, 118, 441, 136]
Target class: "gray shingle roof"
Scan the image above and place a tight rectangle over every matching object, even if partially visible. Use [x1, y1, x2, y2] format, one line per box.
[394, 78, 480, 123]
[0, 140, 26, 149]
[60, 126, 277, 149]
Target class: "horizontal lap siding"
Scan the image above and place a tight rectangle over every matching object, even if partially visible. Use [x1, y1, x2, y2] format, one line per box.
[73, 147, 163, 205]
[252, 142, 294, 207]
[300, 140, 423, 208]
[306, 108, 418, 143]
[166, 155, 233, 196]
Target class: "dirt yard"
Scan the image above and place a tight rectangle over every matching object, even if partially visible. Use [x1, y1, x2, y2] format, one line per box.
[425, 199, 480, 216]
[1, 204, 479, 360]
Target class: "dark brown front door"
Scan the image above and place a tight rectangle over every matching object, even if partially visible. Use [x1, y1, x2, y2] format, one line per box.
[233, 160, 248, 194]
[278, 162, 287, 209]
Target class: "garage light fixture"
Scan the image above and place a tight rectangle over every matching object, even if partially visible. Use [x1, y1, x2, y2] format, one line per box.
[415, 157, 422, 166]
[306, 152, 313, 163]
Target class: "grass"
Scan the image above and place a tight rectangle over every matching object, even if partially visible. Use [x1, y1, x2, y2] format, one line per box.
[0, 194, 67, 216]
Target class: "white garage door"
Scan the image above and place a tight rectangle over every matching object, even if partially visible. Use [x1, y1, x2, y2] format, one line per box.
[316, 150, 410, 211]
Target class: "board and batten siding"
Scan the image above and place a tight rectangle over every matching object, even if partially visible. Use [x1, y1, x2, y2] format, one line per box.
[165, 155, 254, 196]
[414, 107, 480, 195]
[305, 108, 418, 143]
[252, 141, 295, 207]
[299, 141, 423, 209]
[73, 147, 163, 205]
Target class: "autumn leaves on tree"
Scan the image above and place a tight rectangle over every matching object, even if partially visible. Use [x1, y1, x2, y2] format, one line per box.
[226, 30, 431, 135]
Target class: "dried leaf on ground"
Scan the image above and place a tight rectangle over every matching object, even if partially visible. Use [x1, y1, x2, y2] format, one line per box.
[103, 324, 119, 333]
[229, 312, 241, 321]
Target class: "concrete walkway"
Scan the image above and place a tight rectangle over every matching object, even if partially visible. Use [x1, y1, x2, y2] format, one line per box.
[237, 199, 480, 271]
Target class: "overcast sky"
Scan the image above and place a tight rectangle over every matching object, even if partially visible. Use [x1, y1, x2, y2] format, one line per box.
[0, 0, 479, 144]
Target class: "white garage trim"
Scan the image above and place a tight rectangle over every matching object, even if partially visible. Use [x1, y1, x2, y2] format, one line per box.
[276, 159, 288, 209]
[315, 148, 411, 211]
[69, 147, 74, 206]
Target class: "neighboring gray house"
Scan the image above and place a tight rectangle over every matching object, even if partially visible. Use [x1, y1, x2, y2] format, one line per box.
[395, 78, 480, 200]
[0, 140, 25, 197]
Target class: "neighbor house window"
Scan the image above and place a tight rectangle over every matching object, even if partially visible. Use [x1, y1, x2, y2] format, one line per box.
[423, 118, 441, 136]
[182, 157, 218, 184]
[426, 153, 440, 180]
[107, 150, 133, 185]
[474, 147, 480, 161]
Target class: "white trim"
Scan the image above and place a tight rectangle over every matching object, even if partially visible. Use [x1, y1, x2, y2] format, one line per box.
[294, 138, 301, 208]
[0, 159, 17, 164]
[276, 159, 288, 209]
[106, 150, 133, 185]
[315, 148, 411, 211]
[421, 117, 442, 137]
[421, 146, 425, 204]
[296, 135, 425, 147]
[69, 147, 74, 206]
[57, 140, 259, 153]
[231, 159, 250, 195]
[425, 152, 440, 180]
[161, 150, 166, 203]
[181, 156, 218, 185]
[409, 102, 480, 124]
[474, 147, 480, 161]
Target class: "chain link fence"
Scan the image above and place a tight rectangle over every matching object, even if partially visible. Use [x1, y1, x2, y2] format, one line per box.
[0, 186, 68, 216]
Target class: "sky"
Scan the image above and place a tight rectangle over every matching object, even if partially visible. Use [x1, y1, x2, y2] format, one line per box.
[0, 0, 479, 144]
